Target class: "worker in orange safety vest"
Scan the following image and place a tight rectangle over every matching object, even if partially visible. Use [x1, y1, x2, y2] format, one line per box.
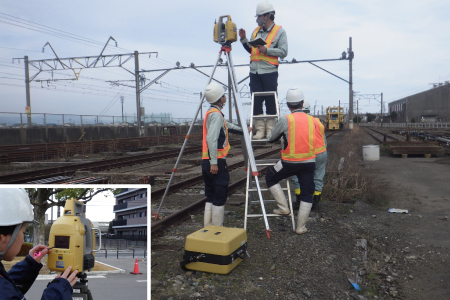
[265, 88, 316, 235]
[291, 101, 327, 211]
[202, 82, 251, 227]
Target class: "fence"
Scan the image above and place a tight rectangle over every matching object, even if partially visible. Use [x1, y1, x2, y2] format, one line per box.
[97, 237, 147, 249]
[0, 112, 242, 128]
[359, 122, 450, 129]
[96, 249, 147, 259]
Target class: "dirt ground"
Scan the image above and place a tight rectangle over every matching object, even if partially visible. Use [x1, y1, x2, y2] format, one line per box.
[151, 128, 450, 300]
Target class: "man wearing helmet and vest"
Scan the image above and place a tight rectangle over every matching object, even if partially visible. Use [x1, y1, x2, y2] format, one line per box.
[265, 88, 316, 235]
[202, 82, 251, 227]
[239, 1, 288, 140]
[290, 101, 327, 211]
[0, 188, 78, 300]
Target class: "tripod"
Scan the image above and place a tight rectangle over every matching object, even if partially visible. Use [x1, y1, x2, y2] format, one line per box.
[155, 42, 272, 237]
[72, 272, 93, 300]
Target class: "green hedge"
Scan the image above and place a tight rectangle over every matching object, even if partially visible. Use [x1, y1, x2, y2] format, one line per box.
[17, 242, 33, 256]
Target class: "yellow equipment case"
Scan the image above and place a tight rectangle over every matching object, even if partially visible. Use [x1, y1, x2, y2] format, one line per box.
[181, 225, 248, 274]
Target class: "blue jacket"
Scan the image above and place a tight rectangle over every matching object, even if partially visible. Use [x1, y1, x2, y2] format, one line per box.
[0, 255, 73, 300]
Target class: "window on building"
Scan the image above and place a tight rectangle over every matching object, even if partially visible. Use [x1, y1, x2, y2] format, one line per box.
[133, 213, 136, 218]
[145, 211, 147, 217]
[140, 193, 145, 198]
[134, 195, 137, 200]
[139, 212, 143, 217]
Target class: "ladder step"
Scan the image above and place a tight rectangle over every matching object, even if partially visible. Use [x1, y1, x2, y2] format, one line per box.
[250, 200, 275, 203]
[247, 214, 293, 217]
[252, 115, 278, 119]
[255, 159, 279, 164]
[252, 91, 278, 97]
[248, 188, 289, 192]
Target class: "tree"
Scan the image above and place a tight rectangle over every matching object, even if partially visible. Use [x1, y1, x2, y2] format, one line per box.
[108, 221, 114, 234]
[366, 113, 377, 122]
[353, 116, 362, 123]
[26, 188, 119, 246]
[390, 111, 398, 121]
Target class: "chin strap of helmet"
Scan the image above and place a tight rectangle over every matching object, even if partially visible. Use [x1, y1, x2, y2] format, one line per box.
[0, 224, 23, 261]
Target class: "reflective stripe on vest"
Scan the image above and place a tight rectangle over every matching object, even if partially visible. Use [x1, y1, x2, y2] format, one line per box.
[281, 113, 316, 161]
[313, 117, 326, 154]
[250, 25, 282, 65]
[202, 108, 230, 160]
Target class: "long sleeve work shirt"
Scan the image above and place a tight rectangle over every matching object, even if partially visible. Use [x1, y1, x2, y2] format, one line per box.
[240, 23, 288, 75]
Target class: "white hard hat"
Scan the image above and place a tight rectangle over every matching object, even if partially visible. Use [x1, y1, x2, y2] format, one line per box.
[205, 82, 225, 104]
[286, 88, 305, 104]
[256, 1, 275, 16]
[302, 101, 311, 113]
[0, 189, 34, 226]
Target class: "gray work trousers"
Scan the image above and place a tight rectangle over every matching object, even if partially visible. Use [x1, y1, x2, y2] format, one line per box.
[291, 151, 327, 192]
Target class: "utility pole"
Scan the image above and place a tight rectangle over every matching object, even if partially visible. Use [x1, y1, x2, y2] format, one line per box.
[380, 92, 383, 127]
[349, 37, 354, 130]
[357, 100, 359, 123]
[228, 71, 232, 123]
[120, 96, 124, 123]
[24, 56, 31, 126]
[134, 50, 141, 134]
[200, 92, 203, 118]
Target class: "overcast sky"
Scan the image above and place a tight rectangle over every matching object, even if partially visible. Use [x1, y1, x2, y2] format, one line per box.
[1, 0, 449, 124]
[45, 190, 116, 223]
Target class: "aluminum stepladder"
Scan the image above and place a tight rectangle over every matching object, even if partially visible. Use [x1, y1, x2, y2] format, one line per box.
[244, 92, 296, 233]
[154, 43, 273, 238]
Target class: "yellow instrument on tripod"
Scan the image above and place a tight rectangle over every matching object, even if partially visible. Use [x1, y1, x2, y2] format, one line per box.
[214, 15, 237, 45]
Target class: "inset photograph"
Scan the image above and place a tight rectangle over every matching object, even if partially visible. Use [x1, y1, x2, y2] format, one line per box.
[0, 186, 149, 300]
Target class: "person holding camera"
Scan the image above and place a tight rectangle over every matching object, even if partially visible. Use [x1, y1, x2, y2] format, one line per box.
[0, 189, 78, 300]
[239, 1, 288, 139]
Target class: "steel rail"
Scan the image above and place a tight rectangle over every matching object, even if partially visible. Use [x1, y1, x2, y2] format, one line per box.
[151, 166, 270, 237]
[151, 148, 280, 199]
[0, 134, 203, 164]
[0, 140, 241, 184]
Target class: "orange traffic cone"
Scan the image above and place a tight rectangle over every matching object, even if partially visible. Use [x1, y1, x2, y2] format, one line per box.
[130, 258, 142, 275]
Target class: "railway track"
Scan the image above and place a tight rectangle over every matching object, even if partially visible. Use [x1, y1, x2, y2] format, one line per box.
[362, 127, 403, 143]
[0, 141, 237, 184]
[151, 131, 338, 237]
[0, 134, 202, 164]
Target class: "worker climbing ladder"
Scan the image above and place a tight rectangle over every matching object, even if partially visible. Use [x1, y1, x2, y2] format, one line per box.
[155, 15, 280, 238]
[244, 92, 296, 233]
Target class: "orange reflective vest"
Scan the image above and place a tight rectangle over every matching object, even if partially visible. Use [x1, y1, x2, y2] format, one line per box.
[202, 108, 230, 160]
[313, 117, 326, 154]
[281, 113, 316, 162]
[250, 25, 282, 65]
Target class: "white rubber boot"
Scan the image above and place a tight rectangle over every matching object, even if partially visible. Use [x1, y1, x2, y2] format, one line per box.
[253, 116, 266, 139]
[211, 205, 224, 226]
[266, 117, 276, 138]
[269, 184, 290, 215]
[295, 201, 312, 234]
[204, 202, 213, 227]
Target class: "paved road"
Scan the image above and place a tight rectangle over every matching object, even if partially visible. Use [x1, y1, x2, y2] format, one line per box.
[26, 258, 148, 300]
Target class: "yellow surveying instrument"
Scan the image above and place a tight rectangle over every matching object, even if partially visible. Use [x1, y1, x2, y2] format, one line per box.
[48, 199, 101, 300]
[214, 15, 237, 45]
